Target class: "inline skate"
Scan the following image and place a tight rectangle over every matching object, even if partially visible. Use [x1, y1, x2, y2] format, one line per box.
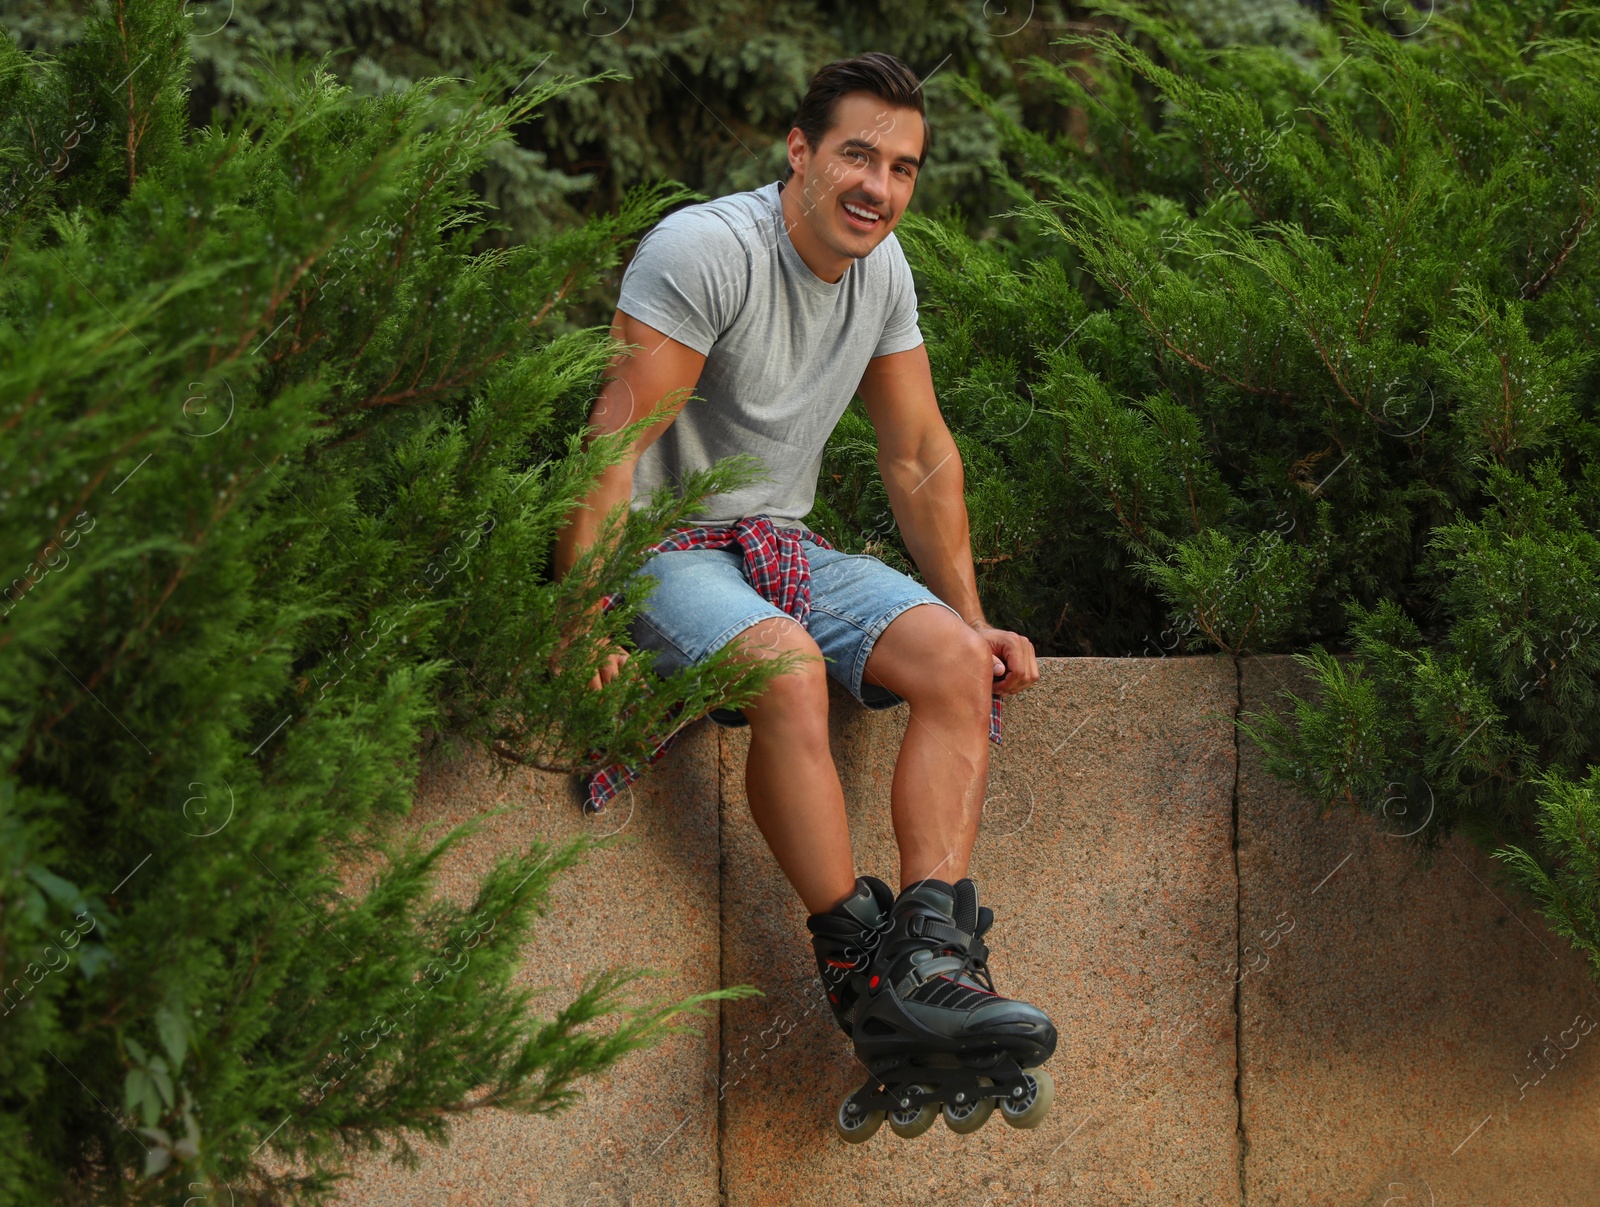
[806, 875, 896, 1037]
[833, 877, 1057, 1142]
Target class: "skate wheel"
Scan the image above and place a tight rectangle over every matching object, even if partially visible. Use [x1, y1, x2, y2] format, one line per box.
[999, 1067, 1055, 1129]
[834, 1093, 884, 1143]
[887, 1084, 938, 1139]
[942, 1077, 996, 1134]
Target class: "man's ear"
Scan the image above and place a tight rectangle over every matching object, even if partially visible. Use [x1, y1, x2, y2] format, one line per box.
[785, 126, 809, 179]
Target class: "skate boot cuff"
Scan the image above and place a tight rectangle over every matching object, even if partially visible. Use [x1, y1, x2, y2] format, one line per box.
[807, 876, 893, 930]
[896, 878, 956, 910]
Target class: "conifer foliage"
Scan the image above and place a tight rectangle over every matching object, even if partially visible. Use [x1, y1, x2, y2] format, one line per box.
[815, 0, 1600, 978]
[0, 3, 767, 1201]
[6, 0, 1233, 248]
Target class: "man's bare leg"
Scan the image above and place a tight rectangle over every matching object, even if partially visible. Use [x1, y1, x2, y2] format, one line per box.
[862, 604, 996, 891]
[731, 616, 858, 915]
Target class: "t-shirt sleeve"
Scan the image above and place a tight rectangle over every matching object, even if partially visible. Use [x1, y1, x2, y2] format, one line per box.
[615, 209, 749, 356]
[871, 232, 925, 358]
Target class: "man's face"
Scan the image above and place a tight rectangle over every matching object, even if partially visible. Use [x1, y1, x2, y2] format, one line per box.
[787, 91, 924, 261]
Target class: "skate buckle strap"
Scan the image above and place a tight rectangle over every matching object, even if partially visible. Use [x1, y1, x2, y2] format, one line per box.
[907, 916, 971, 946]
[894, 954, 970, 997]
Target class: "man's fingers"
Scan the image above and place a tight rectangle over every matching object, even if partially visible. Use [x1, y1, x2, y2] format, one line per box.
[596, 649, 630, 687]
[579, 646, 630, 692]
[1013, 634, 1039, 686]
[1016, 636, 1040, 690]
[986, 630, 1038, 695]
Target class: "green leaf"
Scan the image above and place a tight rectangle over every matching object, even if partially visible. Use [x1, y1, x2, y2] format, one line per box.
[75, 943, 111, 981]
[26, 867, 83, 908]
[142, 1145, 171, 1178]
[149, 1057, 174, 1109]
[155, 1003, 189, 1071]
[124, 1069, 158, 1127]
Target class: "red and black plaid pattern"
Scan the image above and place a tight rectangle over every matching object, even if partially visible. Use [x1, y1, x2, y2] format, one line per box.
[583, 516, 1003, 813]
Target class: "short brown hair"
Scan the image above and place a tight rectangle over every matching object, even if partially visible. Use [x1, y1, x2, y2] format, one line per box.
[785, 52, 931, 180]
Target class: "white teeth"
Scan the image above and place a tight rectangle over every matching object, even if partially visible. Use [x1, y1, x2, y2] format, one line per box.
[843, 202, 879, 222]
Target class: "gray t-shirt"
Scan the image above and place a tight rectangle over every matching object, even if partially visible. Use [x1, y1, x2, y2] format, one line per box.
[615, 180, 924, 525]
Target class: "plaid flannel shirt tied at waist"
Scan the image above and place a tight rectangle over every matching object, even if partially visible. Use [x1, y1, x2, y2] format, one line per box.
[582, 515, 1002, 813]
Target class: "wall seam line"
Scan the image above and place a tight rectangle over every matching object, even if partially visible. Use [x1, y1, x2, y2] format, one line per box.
[716, 725, 727, 1207]
[1231, 655, 1247, 1205]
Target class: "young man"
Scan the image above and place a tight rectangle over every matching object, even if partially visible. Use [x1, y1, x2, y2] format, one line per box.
[555, 53, 1056, 1139]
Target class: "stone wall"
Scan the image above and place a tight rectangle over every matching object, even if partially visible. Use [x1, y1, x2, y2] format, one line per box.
[335, 657, 1600, 1206]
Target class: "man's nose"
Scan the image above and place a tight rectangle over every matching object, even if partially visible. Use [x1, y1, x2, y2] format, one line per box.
[859, 163, 890, 203]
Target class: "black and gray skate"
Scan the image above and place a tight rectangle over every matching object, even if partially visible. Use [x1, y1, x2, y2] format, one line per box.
[805, 875, 895, 1037]
[834, 876, 1057, 1142]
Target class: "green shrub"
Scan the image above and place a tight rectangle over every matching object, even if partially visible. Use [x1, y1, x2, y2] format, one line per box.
[816, 0, 1600, 972]
[0, 4, 769, 1201]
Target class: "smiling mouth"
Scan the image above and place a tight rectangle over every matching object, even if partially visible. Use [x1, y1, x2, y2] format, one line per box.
[841, 199, 884, 231]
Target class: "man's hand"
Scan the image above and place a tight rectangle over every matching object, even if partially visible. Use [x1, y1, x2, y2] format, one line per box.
[590, 640, 630, 691]
[548, 630, 630, 691]
[974, 624, 1038, 696]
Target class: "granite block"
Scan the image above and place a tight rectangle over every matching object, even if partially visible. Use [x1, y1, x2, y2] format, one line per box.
[716, 657, 1243, 1207]
[333, 721, 723, 1207]
[326, 654, 1600, 1206]
[1237, 654, 1600, 1206]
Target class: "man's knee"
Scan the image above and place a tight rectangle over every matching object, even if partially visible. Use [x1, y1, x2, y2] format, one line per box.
[731, 618, 828, 722]
[944, 623, 998, 703]
[895, 609, 994, 710]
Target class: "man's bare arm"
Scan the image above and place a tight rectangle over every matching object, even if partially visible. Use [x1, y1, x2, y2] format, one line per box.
[857, 344, 981, 622]
[857, 344, 1039, 694]
[553, 309, 706, 686]
[554, 309, 707, 578]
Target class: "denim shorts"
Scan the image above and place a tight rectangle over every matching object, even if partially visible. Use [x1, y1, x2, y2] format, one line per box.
[627, 538, 958, 725]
